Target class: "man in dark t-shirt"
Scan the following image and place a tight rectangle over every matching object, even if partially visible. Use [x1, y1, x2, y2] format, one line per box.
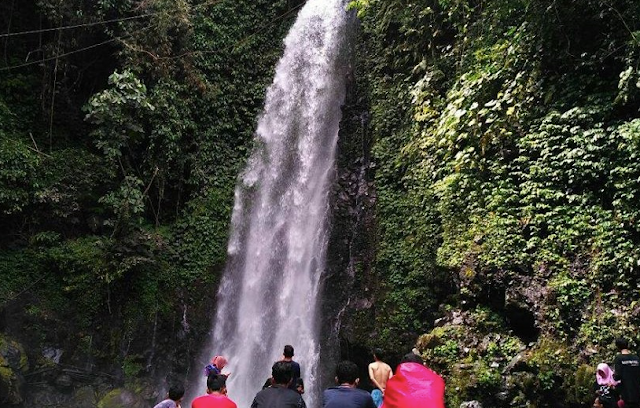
[251, 361, 306, 408]
[282, 345, 301, 391]
[323, 361, 376, 408]
[613, 337, 640, 408]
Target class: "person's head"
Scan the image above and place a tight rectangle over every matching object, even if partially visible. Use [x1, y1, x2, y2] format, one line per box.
[272, 361, 293, 386]
[295, 377, 304, 394]
[335, 360, 359, 385]
[616, 337, 630, 352]
[212, 355, 228, 370]
[168, 383, 185, 402]
[283, 345, 295, 358]
[207, 373, 227, 394]
[372, 348, 384, 361]
[596, 363, 615, 385]
[262, 377, 273, 390]
[593, 397, 604, 408]
[400, 352, 424, 365]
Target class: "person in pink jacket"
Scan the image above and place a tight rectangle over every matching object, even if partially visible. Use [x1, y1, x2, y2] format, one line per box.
[381, 353, 445, 408]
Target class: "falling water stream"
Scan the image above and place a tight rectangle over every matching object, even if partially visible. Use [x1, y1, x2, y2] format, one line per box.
[189, 1, 351, 407]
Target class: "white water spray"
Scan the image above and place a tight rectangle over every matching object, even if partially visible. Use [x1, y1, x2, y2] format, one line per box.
[192, 1, 350, 407]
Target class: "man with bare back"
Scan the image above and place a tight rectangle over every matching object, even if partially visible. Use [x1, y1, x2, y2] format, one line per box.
[368, 349, 393, 408]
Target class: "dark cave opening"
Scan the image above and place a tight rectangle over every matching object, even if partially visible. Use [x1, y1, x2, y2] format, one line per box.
[505, 304, 539, 344]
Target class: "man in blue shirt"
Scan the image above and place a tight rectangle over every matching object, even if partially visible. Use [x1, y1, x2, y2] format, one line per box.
[323, 361, 376, 408]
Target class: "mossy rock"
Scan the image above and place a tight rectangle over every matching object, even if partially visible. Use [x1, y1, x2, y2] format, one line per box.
[127, 378, 160, 402]
[97, 388, 146, 408]
[69, 386, 98, 408]
[417, 332, 443, 349]
[0, 333, 28, 405]
[0, 334, 28, 372]
[424, 330, 595, 407]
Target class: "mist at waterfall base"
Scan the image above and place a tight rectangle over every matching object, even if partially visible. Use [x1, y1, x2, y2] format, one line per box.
[184, 1, 351, 407]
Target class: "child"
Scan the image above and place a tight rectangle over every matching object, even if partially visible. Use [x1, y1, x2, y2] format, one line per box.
[205, 355, 229, 377]
[295, 377, 305, 395]
[595, 362, 619, 408]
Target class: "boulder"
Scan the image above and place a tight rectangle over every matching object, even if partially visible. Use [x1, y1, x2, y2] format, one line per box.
[29, 384, 70, 407]
[69, 386, 98, 408]
[55, 373, 74, 390]
[97, 388, 146, 408]
[0, 334, 28, 405]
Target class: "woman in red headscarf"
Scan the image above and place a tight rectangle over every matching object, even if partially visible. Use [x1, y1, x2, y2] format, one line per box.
[205, 355, 229, 377]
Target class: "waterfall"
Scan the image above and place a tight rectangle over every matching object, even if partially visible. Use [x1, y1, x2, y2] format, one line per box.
[190, 1, 351, 407]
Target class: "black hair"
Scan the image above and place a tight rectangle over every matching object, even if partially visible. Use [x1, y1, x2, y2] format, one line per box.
[373, 348, 385, 360]
[284, 345, 295, 358]
[335, 360, 359, 384]
[616, 337, 630, 351]
[400, 352, 424, 365]
[207, 373, 227, 392]
[296, 377, 304, 388]
[272, 361, 293, 385]
[168, 383, 185, 401]
[262, 377, 272, 389]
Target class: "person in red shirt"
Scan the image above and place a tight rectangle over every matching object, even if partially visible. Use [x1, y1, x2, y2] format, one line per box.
[381, 353, 444, 408]
[192, 373, 238, 408]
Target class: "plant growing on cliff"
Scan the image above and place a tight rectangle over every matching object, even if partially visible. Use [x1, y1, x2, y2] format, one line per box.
[355, 0, 640, 406]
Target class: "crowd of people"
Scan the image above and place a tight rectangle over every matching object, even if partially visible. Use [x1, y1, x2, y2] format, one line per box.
[152, 337, 640, 408]
[153, 345, 445, 408]
[155, 336, 640, 408]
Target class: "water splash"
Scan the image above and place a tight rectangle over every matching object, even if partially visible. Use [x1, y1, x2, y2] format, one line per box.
[191, 1, 351, 407]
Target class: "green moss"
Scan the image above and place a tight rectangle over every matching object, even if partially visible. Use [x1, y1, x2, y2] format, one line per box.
[476, 364, 502, 392]
[97, 389, 125, 408]
[471, 307, 506, 333]
[97, 388, 149, 408]
[0, 334, 26, 405]
[565, 364, 596, 405]
[0, 364, 12, 382]
[445, 365, 475, 407]
[122, 354, 144, 380]
[417, 310, 529, 406]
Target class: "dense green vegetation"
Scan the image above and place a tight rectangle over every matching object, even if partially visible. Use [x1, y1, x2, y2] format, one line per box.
[0, 0, 301, 402]
[348, 0, 640, 406]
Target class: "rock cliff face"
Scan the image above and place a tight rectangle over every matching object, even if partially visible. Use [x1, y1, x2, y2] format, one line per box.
[320, 61, 380, 387]
[2, 288, 217, 408]
[414, 307, 596, 408]
[325, 1, 640, 406]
